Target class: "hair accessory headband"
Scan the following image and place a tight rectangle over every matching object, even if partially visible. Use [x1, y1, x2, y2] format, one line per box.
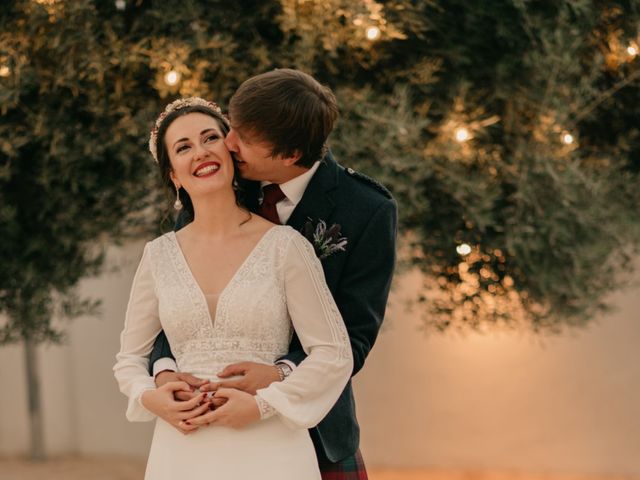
[148, 97, 222, 163]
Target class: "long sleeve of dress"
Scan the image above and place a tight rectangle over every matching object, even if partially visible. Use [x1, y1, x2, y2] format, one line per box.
[256, 233, 353, 429]
[113, 243, 161, 422]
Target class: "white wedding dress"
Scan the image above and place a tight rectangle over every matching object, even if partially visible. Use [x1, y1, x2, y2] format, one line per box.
[113, 226, 352, 479]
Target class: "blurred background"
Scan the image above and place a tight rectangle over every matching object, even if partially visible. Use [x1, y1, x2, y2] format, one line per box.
[1, 0, 639, 479]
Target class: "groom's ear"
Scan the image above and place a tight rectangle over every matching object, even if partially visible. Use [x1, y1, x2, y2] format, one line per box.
[281, 150, 302, 167]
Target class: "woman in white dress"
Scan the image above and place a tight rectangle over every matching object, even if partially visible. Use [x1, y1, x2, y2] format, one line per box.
[113, 98, 352, 479]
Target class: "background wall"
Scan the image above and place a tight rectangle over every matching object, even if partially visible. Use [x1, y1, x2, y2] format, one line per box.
[0, 242, 638, 475]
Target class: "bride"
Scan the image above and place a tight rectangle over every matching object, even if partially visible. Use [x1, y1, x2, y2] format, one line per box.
[113, 97, 352, 479]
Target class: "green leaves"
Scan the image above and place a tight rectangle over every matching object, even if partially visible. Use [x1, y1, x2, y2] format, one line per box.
[1, 0, 639, 340]
[331, 1, 640, 331]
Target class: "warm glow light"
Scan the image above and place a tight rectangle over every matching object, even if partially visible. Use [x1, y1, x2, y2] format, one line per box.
[627, 45, 638, 57]
[115, 0, 126, 10]
[366, 26, 381, 41]
[561, 132, 574, 145]
[456, 243, 472, 255]
[0, 65, 10, 77]
[455, 127, 470, 143]
[164, 70, 180, 86]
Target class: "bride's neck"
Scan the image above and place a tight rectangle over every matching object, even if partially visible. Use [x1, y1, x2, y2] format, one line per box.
[188, 191, 249, 238]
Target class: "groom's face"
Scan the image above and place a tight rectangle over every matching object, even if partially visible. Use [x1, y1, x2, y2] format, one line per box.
[224, 127, 296, 184]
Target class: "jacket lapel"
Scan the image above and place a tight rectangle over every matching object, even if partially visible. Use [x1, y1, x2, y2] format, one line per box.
[286, 152, 340, 231]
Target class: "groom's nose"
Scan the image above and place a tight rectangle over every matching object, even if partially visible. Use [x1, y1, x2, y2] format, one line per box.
[224, 130, 239, 153]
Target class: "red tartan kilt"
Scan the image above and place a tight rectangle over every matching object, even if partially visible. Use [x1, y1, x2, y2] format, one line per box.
[319, 449, 368, 480]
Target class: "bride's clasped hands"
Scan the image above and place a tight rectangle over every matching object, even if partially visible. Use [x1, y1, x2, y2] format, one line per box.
[144, 362, 278, 434]
[140, 380, 210, 435]
[141, 380, 262, 433]
[184, 387, 262, 429]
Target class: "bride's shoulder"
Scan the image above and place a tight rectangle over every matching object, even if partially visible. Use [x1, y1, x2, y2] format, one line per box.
[265, 225, 307, 252]
[147, 230, 175, 244]
[269, 224, 303, 242]
[143, 231, 176, 254]
[270, 225, 317, 258]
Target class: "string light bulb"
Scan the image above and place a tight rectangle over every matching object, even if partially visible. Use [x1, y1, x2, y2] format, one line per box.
[561, 132, 574, 145]
[456, 243, 472, 255]
[115, 0, 126, 10]
[0, 65, 10, 77]
[164, 70, 181, 86]
[366, 26, 381, 41]
[455, 127, 470, 143]
[627, 45, 638, 57]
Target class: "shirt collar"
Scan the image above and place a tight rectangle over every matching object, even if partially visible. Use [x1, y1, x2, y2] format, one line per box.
[261, 161, 320, 206]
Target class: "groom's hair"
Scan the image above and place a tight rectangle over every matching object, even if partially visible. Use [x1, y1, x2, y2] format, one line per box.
[229, 69, 339, 168]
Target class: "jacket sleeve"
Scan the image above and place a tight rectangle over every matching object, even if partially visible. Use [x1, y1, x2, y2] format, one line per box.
[148, 329, 175, 375]
[279, 197, 398, 376]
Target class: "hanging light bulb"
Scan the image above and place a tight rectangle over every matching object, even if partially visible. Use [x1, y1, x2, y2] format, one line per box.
[366, 26, 381, 41]
[456, 243, 472, 255]
[115, 0, 126, 10]
[561, 132, 574, 145]
[455, 127, 470, 143]
[164, 70, 181, 86]
[0, 65, 10, 77]
[627, 45, 638, 57]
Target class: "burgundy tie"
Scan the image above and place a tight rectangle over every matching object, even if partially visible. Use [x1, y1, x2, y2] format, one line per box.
[258, 184, 286, 224]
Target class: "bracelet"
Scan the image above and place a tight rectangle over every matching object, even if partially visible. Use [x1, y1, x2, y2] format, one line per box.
[275, 362, 293, 380]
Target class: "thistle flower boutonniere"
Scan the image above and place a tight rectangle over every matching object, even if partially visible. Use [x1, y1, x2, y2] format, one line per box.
[302, 219, 348, 260]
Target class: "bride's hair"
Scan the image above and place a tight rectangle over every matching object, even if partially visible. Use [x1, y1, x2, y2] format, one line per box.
[154, 105, 247, 224]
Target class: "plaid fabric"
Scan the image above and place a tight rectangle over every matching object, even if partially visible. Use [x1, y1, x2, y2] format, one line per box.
[319, 449, 368, 480]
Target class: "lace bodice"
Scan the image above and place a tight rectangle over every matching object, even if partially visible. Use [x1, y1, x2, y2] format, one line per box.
[149, 227, 293, 378]
[114, 226, 352, 429]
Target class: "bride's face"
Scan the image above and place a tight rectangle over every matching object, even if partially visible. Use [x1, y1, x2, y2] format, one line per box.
[164, 112, 234, 199]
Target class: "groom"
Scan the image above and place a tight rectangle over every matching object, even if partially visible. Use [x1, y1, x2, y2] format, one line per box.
[150, 68, 397, 479]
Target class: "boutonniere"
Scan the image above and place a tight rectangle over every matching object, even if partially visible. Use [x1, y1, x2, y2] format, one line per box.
[302, 219, 348, 260]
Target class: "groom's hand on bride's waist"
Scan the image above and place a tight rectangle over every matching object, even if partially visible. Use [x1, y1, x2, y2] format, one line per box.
[155, 371, 209, 402]
[200, 361, 281, 396]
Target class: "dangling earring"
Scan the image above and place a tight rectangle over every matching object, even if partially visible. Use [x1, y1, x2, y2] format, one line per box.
[232, 178, 239, 191]
[173, 184, 183, 211]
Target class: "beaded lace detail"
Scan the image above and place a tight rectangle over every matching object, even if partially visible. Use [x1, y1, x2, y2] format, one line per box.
[255, 395, 276, 419]
[145, 226, 332, 380]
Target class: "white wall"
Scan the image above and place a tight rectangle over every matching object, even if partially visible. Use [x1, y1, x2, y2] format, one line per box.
[355, 272, 640, 475]
[0, 242, 638, 475]
[0, 240, 153, 458]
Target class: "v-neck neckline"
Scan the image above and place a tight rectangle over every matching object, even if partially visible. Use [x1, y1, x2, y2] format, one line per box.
[168, 226, 279, 325]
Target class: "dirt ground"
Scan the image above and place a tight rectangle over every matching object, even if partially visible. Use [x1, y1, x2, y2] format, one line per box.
[0, 456, 638, 480]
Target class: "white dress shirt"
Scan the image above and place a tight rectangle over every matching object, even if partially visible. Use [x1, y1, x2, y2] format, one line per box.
[261, 160, 320, 225]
